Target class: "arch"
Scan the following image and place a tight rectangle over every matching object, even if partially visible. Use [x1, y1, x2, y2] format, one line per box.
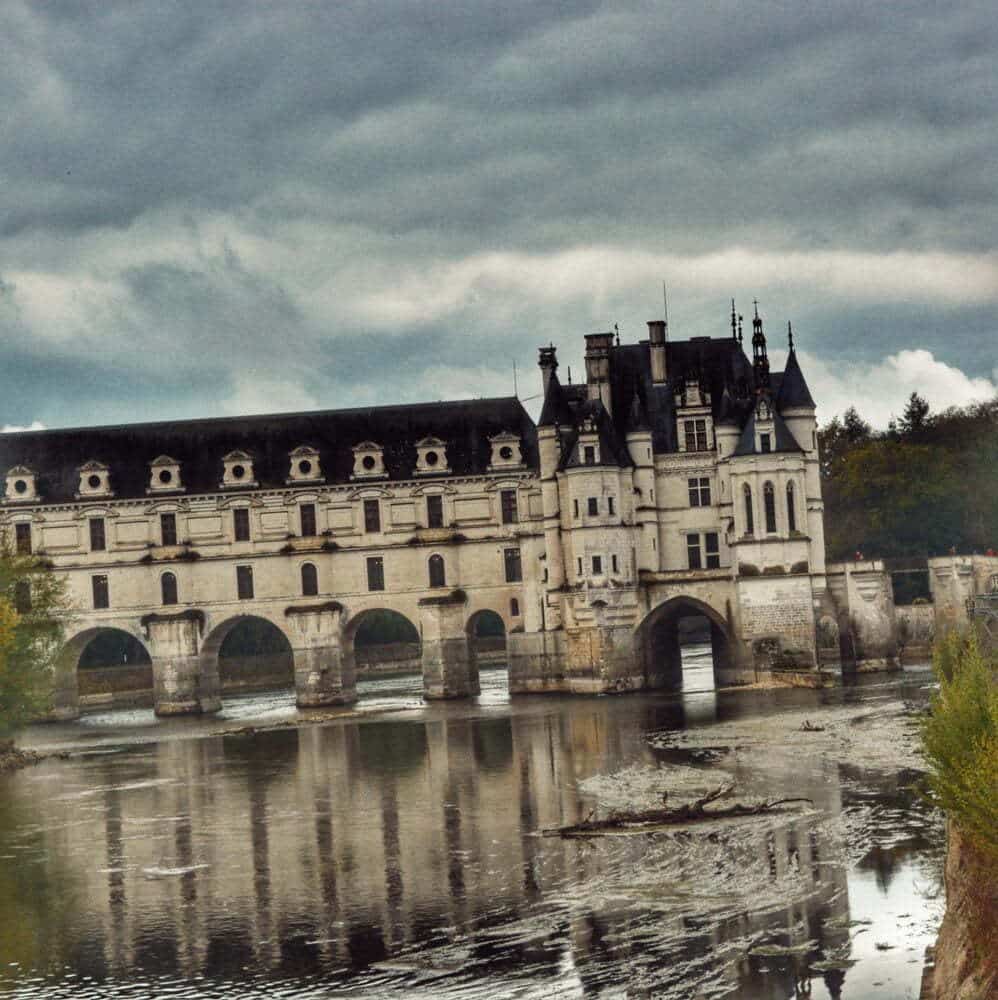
[786, 481, 797, 533]
[160, 571, 178, 605]
[301, 562, 318, 597]
[763, 481, 777, 534]
[344, 608, 422, 678]
[466, 609, 508, 674]
[743, 483, 755, 536]
[428, 553, 446, 588]
[60, 626, 154, 712]
[200, 615, 295, 697]
[634, 596, 732, 692]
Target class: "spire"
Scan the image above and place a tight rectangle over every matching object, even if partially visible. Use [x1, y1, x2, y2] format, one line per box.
[731, 299, 737, 340]
[787, 320, 795, 353]
[776, 336, 816, 410]
[751, 301, 770, 389]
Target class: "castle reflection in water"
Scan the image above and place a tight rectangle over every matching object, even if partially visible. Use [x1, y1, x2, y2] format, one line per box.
[1, 685, 932, 999]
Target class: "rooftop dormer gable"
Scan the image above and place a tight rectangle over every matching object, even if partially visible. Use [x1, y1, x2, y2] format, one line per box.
[77, 460, 113, 499]
[287, 445, 323, 484]
[148, 454, 183, 494]
[4, 465, 38, 503]
[352, 440, 386, 480]
[220, 450, 257, 489]
[414, 436, 450, 476]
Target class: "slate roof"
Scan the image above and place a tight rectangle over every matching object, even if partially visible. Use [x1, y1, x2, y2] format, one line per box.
[557, 400, 633, 470]
[733, 408, 803, 456]
[775, 350, 816, 410]
[0, 397, 537, 505]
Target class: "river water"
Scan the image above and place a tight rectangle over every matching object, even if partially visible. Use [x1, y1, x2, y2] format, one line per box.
[0, 649, 944, 999]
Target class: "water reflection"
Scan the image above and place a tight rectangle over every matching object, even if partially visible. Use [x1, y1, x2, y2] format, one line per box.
[0, 669, 942, 998]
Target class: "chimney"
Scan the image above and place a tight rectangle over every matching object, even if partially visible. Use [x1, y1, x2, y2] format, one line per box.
[538, 344, 558, 396]
[647, 320, 667, 384]
[584, 332, 614, 411]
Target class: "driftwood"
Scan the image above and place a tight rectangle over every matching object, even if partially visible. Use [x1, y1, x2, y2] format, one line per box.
[800, 719, 826, 732]
[543, 785, 813, 839]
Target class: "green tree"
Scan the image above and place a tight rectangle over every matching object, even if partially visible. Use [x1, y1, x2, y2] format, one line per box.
[0, 533, 68, 747]
[897, 392, 931, 438]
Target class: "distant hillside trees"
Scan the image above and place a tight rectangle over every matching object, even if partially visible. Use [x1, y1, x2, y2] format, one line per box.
[819, 395, 998, 561]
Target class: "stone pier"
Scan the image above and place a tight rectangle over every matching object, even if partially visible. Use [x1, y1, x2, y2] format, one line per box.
[286, 603, 356, 708]
[147, 612, 221, 716]
[419, 593, 478, 699]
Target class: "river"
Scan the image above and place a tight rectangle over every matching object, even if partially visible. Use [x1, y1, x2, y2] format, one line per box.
[0, 648, 943, 999]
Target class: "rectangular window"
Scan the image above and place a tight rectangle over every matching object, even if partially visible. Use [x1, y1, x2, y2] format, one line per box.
[364, 499, 381, 533]
[760, 433, 772, 453]
[705, 532, 720, 569]
[503, 547, 522, 583]
[577, 557, 583, 576]
[592, 555, 603, 575]
[687, 534, 702, 570]
[160, 513, 177, 547]
[607, 496, 615, 516]
[300, 503, 317, 537]
[233, 508, 250, 542]
[236, 565, 254, 600]
[688, 477, 711, 507]
[367, 556, 385, 591]
[587, 497, 598, 516]
[14, 522, 31, 555]
[612, 554, 619, 574]
[583, 445, 596, 465]
[92, 574, 109, 609]
[427, 494, 443, 528]
[89, 517, 106, 552]
[573, 498, 579, 518]
[684, 419, 709, 452]
[500, 489, 518, 524]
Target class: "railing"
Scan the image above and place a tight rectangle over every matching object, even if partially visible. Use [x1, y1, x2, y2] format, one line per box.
[969, 592, 998, 646]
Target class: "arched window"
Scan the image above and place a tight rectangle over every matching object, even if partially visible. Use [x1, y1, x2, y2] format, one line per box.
[428, 554, 446, 588]
[743, 484, 754, 536]
[161, 572, 178, 605]
[764, 481, 777, 534]
[301, 562, 318, 597]
[787, 482, 797, 533]
[510, 597, 520, 617]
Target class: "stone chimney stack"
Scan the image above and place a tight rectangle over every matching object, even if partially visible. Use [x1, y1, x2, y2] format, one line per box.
[584, 332, 614, 411]
[538, 344, 558, 396]
[648, 320, 667, 384]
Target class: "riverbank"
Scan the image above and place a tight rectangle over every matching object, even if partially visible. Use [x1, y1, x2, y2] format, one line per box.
[0, 741, 43, 774]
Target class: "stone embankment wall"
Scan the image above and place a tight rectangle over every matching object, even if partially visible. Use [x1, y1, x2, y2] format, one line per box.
[897, 604, 935, 665]
[928, 827, 997, 1000]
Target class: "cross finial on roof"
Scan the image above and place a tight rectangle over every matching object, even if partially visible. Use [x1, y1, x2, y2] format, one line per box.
[753, 299, 759, 319]
[788, 321, 795, 352]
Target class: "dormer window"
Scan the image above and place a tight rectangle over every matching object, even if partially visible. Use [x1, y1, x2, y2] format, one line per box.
[415, 437, 450, 476]
[682, 420, 710, 452]
[584, 445, 597, 465]
[488, 432, 524, 471]
[148, 455, 183, 493]
[221, 450, 257, 489]
[77, 461, 113, 499]
[288, 445, 322, 483]
[352, 441, 386, 480]
[4, 466, 38, 503]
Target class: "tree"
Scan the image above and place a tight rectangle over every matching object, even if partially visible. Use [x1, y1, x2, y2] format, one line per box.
[898, 392, 931, 438]
[0, 533, 68, 747]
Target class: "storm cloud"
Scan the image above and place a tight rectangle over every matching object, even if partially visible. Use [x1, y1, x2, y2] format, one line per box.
[1, 0, 995, 429]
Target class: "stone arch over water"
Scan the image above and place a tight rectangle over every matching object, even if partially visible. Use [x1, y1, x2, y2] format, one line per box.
[200, 614, 296, 698]
[465, 609, 508, 674]
[58, 625, 154, 714]
[343, 608, 422, 678]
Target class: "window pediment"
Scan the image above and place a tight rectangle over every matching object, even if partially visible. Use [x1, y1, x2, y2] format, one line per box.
[488, 431, 524, 471]
[4, 465, 38, 503]
[352, 441, 386, 480]
[415, 436, 449, 476]
[288, 445, 323, 484]
[221, 450, 257, 489]
[77, 461, 113, 499]
[148, 455, 183, 493]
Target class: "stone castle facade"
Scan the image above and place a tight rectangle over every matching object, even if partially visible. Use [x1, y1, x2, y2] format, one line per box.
[0, 305, 879, 717]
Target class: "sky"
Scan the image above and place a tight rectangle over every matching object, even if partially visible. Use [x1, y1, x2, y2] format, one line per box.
[1, 1, 995, 432]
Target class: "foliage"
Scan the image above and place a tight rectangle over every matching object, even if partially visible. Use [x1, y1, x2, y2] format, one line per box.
[820, 396, 998, 559]
[921, 629, 998, 862]
[0, 534, 68, 743]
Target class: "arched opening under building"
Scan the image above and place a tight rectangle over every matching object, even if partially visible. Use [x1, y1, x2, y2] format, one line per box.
[466, 609, 508, 682]
[216, 617, 294, 696]
[636, 597, 732, 693]
[74, 628, 154, 710]
[349, 609, 422, 683]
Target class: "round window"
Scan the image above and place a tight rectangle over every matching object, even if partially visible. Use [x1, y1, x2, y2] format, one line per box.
[499, 446, 514, 460]
[159, 469, 172, 484]
[299, 459, 312, 475]
[362, 455, 376, 470]
[232, 464, 245, 479]
[425, 451, 438, 466]
[13, 479, 27, 494]
[87, 474, 102, 489]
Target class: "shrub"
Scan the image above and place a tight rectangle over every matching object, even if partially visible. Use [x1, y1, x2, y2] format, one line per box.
[921, 629, 998, 862]
[739, 562, 760, 576]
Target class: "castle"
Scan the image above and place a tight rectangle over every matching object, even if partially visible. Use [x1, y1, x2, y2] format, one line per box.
[0, 304, 899, 717]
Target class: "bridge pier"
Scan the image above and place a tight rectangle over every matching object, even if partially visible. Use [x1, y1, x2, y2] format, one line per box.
[148, 613, 221, 716]
[419, 594, 478, 699]
[286, 604, 356, 708]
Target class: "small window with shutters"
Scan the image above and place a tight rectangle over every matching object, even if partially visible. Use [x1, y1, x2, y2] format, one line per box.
[503, 547, 522, 583]
[587, 497, 598, 516]
[301, 563, 318, 596]
[90, 518, 106, 552]
[500, 489, 518, 524]
[236, 565, 254, 600]
[364, 499, 381, 533]
[592, 555, 602, 575]
[687, 534, 702, 570]
[300, 503, 317, 537]
[160, 512, 177, 547]
[14, 522, 31, 555]
[92, 574, 109, 609]
[427, 494, 444, 528]
[705, 532, 720, 569]
[367, 556, 385, 591]
[233, 508, 251, 542]
[161, 572, 178, 605]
